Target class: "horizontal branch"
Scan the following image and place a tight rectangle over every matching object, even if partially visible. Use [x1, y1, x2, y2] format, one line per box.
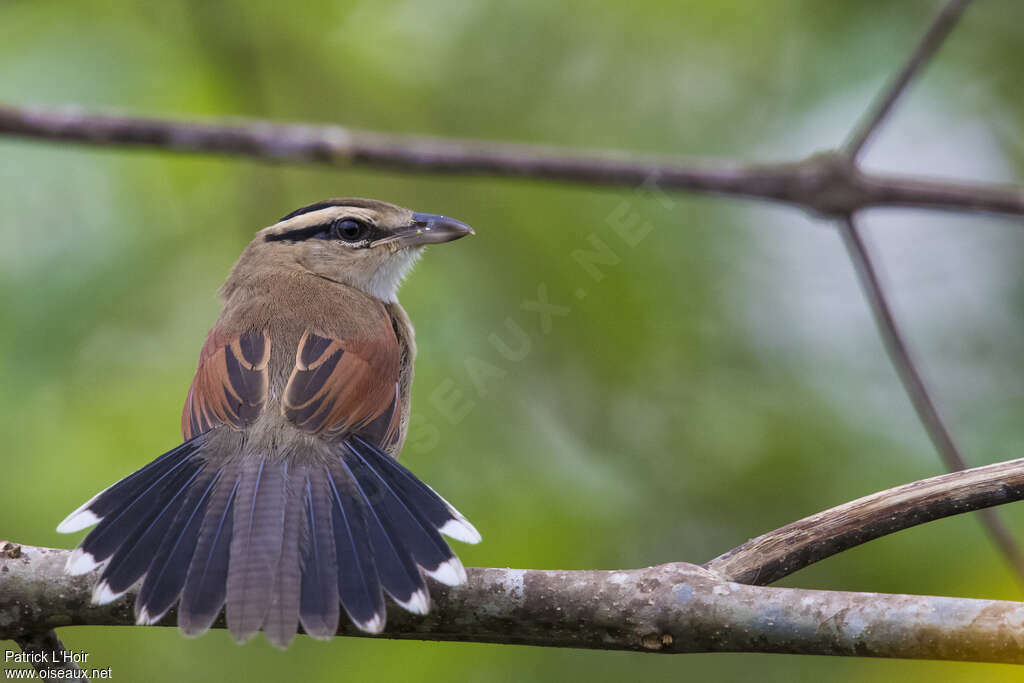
[1, 544, 1023, 663]
[2, 104, 1024, 219]
[5, 461, 1024, 661]
[706, 457, 1024, 585]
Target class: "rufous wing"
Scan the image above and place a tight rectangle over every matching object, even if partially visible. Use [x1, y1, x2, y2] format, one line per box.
[282, 330, 400, 443]
[181, 330, 271, 440]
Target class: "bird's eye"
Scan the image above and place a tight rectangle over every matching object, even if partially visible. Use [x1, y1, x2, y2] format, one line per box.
[330, 219, 368, 242]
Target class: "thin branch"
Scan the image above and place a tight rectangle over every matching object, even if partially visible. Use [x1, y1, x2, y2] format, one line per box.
[844, 0, 974, 160]
[706, 456, 1024, 585]
[2, 544, 1024, 663]
[835, 0, 1024, 586]
[2, 105, 1024, 219]
[836, 216, 1024, 585]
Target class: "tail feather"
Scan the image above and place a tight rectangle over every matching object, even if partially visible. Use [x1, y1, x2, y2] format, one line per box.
[263, 465, 304, 649]
[60, 440, 203, 575]
[58, 433, 480, 646]
[298, 472, 340, 639]
[225, 457, 286, 643]
[179, 468, 240, 637]
[92, 463, 206, 604]
[351, 435, 481, 545]
[344, 441, 463, 585]
[333, 452, 428, 616]
[326, 464, 386, 632]
[135, 468, 223, 625]
[58, 439, 201, 535]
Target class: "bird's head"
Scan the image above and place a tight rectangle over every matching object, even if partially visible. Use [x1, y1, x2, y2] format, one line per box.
[230, 198, 474, 302]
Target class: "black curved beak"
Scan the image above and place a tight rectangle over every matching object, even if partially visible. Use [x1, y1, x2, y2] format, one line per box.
[394, 212, 475, 247]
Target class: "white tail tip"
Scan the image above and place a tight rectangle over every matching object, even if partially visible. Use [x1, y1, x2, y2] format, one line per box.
[354, 612, 385, 634]
[425, 556, 468, 586]
[57, 508, 101, 534]
[439, 518, 482, 545]
[92, 580, 127, 605]
[395, 588, 430, 615]
[65, 548, 101, 575]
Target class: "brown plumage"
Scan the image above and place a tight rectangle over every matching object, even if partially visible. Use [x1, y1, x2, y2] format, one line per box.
[58, 198, 481, 648]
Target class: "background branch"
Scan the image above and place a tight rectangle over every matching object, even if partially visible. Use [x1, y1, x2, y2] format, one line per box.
[2, 544, 1024, 663]
[832, 0, 1024, 588]
[836, 216, 1024, 584]
[844, 0, 974, 159]
[2, 106, 1024, 219]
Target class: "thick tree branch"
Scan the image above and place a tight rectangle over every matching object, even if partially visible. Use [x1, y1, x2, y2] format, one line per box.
[1, 105, 1023, 219]
[1, 544, 1023, 663]
[844, 0, 974, 160]
[706, 456, 1024, 586]
[4, 459, 1024, 661]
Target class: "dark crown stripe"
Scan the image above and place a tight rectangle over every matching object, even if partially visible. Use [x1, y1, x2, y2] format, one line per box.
[264, 224, 330, 243]
[278, 200, 350, 222]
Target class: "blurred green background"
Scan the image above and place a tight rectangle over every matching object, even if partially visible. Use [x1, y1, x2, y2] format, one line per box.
[3, 0, 1024, 680]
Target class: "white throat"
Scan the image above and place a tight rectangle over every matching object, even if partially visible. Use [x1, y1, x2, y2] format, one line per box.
[363, 247, 424, 302]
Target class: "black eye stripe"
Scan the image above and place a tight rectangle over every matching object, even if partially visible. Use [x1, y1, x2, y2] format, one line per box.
[264, 220, 388, 244]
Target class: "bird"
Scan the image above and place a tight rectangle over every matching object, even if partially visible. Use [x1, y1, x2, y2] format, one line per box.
[57, 198, 481, 649]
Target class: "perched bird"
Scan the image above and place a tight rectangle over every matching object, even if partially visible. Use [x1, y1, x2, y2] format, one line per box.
[58, 198, 481, 648]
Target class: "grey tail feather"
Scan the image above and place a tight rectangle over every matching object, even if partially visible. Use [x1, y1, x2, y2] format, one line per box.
[225, 456, 287, 643]
[298, 470, 340, 640]
[263, 464, 305, 649]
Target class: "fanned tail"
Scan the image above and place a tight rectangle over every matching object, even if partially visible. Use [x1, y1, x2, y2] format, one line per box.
[57, 432, 480, 647]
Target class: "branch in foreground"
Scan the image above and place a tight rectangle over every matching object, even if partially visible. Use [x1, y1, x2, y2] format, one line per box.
[1, 544, 1023, 663]
[2, 105, 1024, 219]
[844, 0, 974, 160]
[706, 456, 1024, 585]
